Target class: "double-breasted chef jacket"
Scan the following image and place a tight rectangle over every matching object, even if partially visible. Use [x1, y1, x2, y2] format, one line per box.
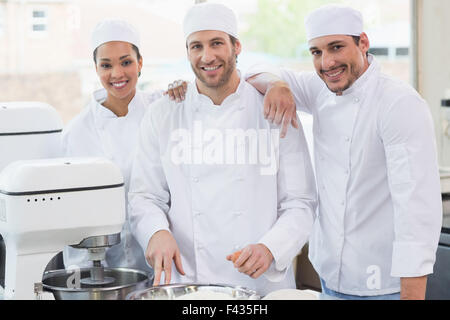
[128, 75, 318, 296]
[246, 55, 442, 296]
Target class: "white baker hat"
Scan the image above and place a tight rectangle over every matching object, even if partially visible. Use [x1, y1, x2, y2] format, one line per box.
[91, 19, 140, 52]
[305, 4, 363, 42]
[182, 2, 238, 40]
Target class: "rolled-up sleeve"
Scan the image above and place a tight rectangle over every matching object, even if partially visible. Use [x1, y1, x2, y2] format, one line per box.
[259, 117, 318, 281]
[128, 102, 171, 253]
[380, 94, 442, 277]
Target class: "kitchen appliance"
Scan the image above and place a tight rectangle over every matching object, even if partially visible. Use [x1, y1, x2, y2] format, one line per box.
[0, 157, 150, 300]
[42, 267, 149, 300]
[0, 101, 63, 171]
[426, 193, 450, 300]
[127, 283, 260, 300]
[440, 95, 450, 172]
[0, 101, 63, 293]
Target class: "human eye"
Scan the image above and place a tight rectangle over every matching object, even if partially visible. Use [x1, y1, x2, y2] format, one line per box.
[212, 41, 223, 46]
[122, 60, 133, 67]
[190, 44, 201, 50]
[332, 45, 343, 51]
[100, 63, 111, 69]
[311, 50, 321, 56]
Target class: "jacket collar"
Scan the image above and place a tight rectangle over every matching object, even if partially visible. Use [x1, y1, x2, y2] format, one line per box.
[188, 70, 245, 110]
[92, 88, 141, 119]
[325, 54, 380, 104]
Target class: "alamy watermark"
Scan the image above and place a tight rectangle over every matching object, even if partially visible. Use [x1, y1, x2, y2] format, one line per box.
[169, 121, 280, 176]
[366, 265, 381, 290]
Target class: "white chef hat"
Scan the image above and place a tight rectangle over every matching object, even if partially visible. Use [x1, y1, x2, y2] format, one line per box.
[91, 19, 140, 52]
[182, 2, 238, 40]
[305, 5, 363, 42]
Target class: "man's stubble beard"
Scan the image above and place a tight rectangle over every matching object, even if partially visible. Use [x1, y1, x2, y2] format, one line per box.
[192, 50, 237, 89]
[322, 61, 363, 94]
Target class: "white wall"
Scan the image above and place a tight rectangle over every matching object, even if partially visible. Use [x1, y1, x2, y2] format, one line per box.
[416, 0, 450, 168]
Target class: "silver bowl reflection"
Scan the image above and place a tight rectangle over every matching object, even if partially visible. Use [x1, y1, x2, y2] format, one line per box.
[126, 283, 260, 300]
[42, 267, 152, 300]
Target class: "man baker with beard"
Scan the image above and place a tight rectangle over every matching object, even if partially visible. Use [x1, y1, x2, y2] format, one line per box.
[245, 4, 442, 300]
[128, 2, 317, 296]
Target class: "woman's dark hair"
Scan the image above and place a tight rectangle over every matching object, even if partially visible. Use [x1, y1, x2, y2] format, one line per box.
[93, 44, 142, 64]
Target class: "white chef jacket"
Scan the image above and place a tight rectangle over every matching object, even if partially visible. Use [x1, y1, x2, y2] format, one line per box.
[128, 75, 317, 296]
[246, 55, 442, 296]
[61, 88, 162, 272]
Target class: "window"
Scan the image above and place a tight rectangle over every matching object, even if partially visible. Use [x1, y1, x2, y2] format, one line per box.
[0, 5, 5, 36]
[31, 8, 48, 34]
[396, 47, 409, 56]
[0, 0, 414, 125]
[369, 48, 389, 57]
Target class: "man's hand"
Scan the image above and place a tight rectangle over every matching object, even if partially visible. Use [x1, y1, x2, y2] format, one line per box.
[400, 276, 428, 300]
[263, 81, 299, 138]
[226, 244, 274, 279]
[145, 230, 185, 286]
[164, 80, 187, 102]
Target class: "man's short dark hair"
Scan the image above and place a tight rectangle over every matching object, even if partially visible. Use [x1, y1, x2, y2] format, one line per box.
[185, 34, 238, 48]
[352, 36, 369, 57]
[229, 35, 237, 46]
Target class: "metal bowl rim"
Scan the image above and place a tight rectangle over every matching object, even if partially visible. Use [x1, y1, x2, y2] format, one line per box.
[126, 282, 260, 300]
[42, 267, 152, 293]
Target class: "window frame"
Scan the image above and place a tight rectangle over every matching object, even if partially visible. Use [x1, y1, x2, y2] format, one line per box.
[29, 6, 49, 38]
[0, 4, 5, 37]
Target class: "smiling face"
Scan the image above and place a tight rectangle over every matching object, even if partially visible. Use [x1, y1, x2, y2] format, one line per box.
[186, 30, 241, 91]
[309, 33, 370, 95]
[95, 41, 143, 103]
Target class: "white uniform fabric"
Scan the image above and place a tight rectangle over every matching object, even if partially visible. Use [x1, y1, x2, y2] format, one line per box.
[246, 55, 442, 296]
[61, 88, 162, 272]
[183, 2, 238, 39]
[128, 76, 317, 296]
[91, 19, 140, 52]
[304, 5, 363, 42]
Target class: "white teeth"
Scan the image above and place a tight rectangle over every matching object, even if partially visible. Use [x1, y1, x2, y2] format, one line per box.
[327, 69, 344, 77]
[203, 66, 220, 71]
[112, 81, 127, 87]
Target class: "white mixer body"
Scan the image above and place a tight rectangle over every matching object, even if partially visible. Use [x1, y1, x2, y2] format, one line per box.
[0, 158, 126, 299]
[0, 102, 63, 172]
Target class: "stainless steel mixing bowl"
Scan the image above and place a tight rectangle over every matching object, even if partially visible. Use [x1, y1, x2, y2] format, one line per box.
[126, 283, 260, 300]
[42, 267, 152, 300]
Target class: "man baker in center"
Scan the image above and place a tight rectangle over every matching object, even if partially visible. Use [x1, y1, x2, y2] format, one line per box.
[128, 2, 317, 295]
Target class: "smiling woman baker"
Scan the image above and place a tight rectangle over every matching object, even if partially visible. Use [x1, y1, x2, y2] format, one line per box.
[61, 19, 165, 272]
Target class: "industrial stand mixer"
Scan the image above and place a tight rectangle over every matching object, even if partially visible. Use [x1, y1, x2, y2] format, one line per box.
[0, 157, 151, 300]
[0, 102, 151, 299]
